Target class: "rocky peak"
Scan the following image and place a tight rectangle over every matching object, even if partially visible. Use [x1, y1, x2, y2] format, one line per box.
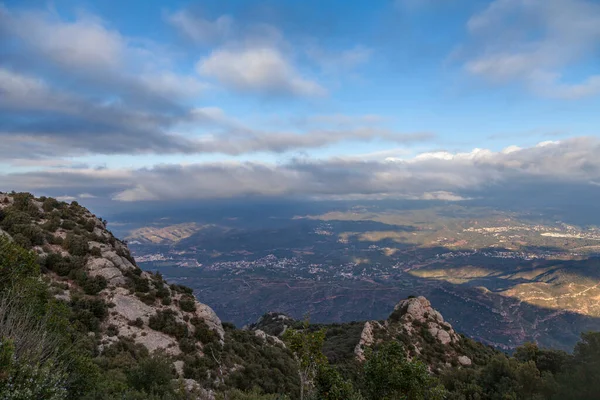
[354, 296, 473, 370]
[389, 296, 461, 346]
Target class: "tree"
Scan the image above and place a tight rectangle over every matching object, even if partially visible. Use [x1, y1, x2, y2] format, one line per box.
[283, 319, 328, 400]
[314, 364, 363, 400]
[363, 341, 446, 400]
[555, 332, 600, 400]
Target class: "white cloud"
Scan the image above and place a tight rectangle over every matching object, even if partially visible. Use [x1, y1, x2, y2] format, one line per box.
[197, 47, 326, 97]
[167, 10, 233, 44]
[2, 9, 125, 71]
[0, 6, 206, 103]
[462, 0, 600, 99]
[138, 72, 207, 99]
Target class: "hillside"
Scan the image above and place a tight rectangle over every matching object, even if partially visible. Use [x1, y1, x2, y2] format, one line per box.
[2, 192, 600, 399]
[0, 192, 300, 399]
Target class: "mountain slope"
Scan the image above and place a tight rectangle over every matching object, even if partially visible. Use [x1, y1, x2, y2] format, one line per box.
[0, 192, 300, 398]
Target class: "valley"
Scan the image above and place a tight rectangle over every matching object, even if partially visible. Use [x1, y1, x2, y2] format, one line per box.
[120, 202, 600, 351]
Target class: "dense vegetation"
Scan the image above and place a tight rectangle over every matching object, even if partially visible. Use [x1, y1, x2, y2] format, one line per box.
[3, 192, 600, 399]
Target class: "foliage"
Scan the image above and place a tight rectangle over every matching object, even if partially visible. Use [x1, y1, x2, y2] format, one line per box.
[148, 309, 188, 339]
[363, 341, 446, 400]
[313, 364, 363, 400]
[442, 351, 558, 399]
[283, 319, 328, 400]
[126, 354, 176, 396]
[0, 338, 68, 400]
[179, 295, 197, 312]
[554, 331, 600, 400]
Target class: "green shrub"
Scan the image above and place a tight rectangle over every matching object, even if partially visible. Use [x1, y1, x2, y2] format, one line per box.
[42, 197, 60, 213]
[179, 295, 196, 312]
[148, 310, 188, 339]
[127, 355, 175, 396]
[191, 317, 217, 344]
[63, 233, 89, 257]
[81, 275, 107, 295]
[179, 337, 197, 353]
[61, 220, 76, 230]
[106, 324, 119, 337]
[128, 318, 144, 328]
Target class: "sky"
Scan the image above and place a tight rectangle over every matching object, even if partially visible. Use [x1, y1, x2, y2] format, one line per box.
[1, 0, 600, 206]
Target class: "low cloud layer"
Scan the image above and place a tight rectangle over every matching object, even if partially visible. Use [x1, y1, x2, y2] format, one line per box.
[3, 138, 599, 203]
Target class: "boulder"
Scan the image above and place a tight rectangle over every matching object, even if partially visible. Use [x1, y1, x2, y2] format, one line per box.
[458, 355, 472, 366]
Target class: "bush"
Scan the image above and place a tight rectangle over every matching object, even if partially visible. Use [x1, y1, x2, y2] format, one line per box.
[170, 284, 193, 295]
[61, 220, 76, 230]
[179, 337, 197, 353]
[127, 355, 175, 396]
[70, 297, 108, 332]
[191, 318, 217, 344]
[363, 341, 446, 400]
[64, 233, 89, 257]
[106, 324, 119, 337]
[42, 217, 61, 232]
[128, 318, 144, 328]
[0, 337, 69, 400]
[81, 275, 107, 295]
[179, 295, 196, 312]
[148, 310, 188, 339]
[136, 291, 156, 306]
[42, 197, 60, 213]
[12, 233, 32, 249]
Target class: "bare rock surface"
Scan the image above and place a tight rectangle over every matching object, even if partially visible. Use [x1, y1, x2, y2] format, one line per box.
[355, 321, 379, 361]
[254, 329, 286, 347]
[194, 302, 225, 341]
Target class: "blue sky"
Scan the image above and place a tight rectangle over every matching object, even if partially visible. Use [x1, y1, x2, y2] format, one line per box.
[1, 0, 600, 203]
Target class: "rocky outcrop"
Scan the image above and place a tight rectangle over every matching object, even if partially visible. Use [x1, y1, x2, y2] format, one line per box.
[194, 302, 225, 341]
[354, 321, 379, 361]
[352, 296, 472, 370]
[247, 312, 294, 336]
[391, 296, 461, 346]
[254, 329, 286, 347]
